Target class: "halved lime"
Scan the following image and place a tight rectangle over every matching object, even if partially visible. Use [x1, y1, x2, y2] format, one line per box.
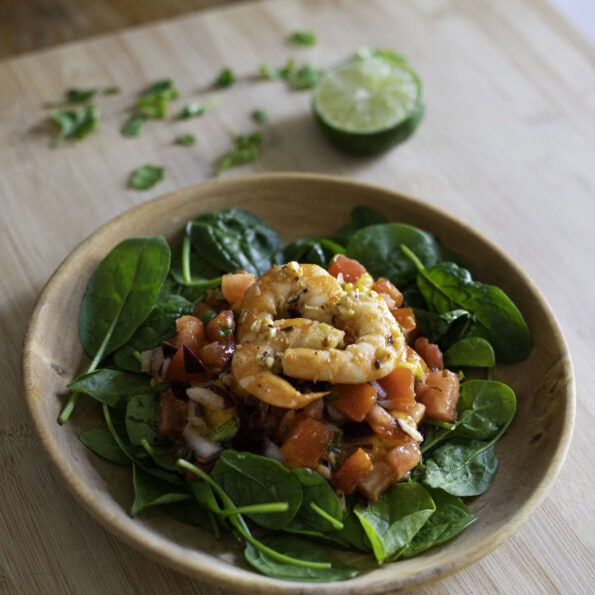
[313, 50, 424, 154]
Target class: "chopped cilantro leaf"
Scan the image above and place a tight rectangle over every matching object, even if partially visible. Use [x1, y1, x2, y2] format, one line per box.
[103, 86, 121, 95]
[217, 131, 262, 173]
[259, 58, 295, 81]
[251, 109, 269, 124]
[175, 133, 196, 146]
[129, 164, 164, 190]
[176, 97, 218, 119]
[51, 105, 100, 145]
[287, 30, 317, 47]
[214, 68, 236, 89]
[120, 113, 146, 137]
[65, 88, 98, 103]
[136, 78, 179, 119]
[289, 63, 324, 89]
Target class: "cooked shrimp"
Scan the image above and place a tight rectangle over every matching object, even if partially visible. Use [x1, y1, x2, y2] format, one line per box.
[283, 291, 406, 384]
[232, 318, 345, 408]
[236, 262, 345, 340]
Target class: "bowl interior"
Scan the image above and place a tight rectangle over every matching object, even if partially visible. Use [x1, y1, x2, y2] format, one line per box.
[22, 173, 574, 594]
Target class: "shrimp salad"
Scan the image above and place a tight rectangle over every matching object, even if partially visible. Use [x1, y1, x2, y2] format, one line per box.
[63, 207, 531, 581]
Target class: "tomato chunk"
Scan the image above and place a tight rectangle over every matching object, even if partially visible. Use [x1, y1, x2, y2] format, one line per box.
[393, 307, 417, 333]
[328, 254, 367, 283]
[205, 310, 235, 343]
[385, 440, 421, 480]
[357, 460, 396, 502]
[332, 448, 374, 494]
[416, 369, 460, 422]
[221, 272, 255, 307]
[372, 278, 404, 308]
[164, 347, 208, 384]
[331, 383, 377, 422]
[170, 315, 205, 354]
[378, 366, 416, 409]
[280, 417, 333, 469]
[414, 337, 444, 370]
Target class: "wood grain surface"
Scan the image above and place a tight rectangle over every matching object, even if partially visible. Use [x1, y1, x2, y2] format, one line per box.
[1, 0, 594, 593]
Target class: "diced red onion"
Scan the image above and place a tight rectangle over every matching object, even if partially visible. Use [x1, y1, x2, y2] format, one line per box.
[187, 387, 225, 409]
[263, 438, 284, 462]
[370, 380, 387, 400]
[182, 425, 222, 462]
[183, 345, 206, 373]
[162, 340, 178, 358]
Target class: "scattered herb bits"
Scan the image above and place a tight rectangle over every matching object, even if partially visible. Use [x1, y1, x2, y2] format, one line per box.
[136, 78, 179, 119]
[129, 164, 165, 190]
[103, 86, 121, 95]
[121, 114, 146, 138]
[51, 105, 100, 145]
[175, 133, 196, 146]
[214, 68, 236, 89]
[251, 109, 269, 124]
[217, 132, 262, 173]
[65, 88, 98, 103]
[176, 98, 217, 119]
[287, 30, 317, 48]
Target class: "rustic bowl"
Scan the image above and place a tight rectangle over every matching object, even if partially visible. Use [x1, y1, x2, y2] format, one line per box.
[22, 173, 574, 593]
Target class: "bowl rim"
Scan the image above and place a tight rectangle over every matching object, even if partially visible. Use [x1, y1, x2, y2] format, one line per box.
[21, 172, 576, 593]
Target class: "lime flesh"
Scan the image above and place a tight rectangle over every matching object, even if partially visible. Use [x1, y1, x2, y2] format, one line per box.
[313, 56, 424, 154]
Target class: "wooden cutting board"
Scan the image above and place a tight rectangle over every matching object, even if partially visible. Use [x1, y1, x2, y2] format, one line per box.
[1, 0, 594, 592]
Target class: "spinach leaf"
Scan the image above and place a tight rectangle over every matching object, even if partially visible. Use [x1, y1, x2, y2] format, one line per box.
[68, 369, 153, 407]
[113, 290, 193, 371]
[164, 499, 215, 532]
[244, 535, 358, 582]
[416, 262, 532, 362]
[354, 482, 435, 562]
[211, 450, 302, 530]
[336, 206, 388, 244]
[454, 380, 516, 441]
[131, 463, 191, 516]
[421, 440, 499, 497]
[413, 308, 471, 347]
[79, 427, 130, 465]
[288, 468, 343, 533]
[78, 235, 170, 364]
[126, 393, 160, 446]
[347, 223, 448, 286]
[445, 337, 495, 368]
[187, 209, 283, 276]
[401, 489, 475, 558]
[129, 164, 164, 190]
[283, 238, 345, 267]
[169, 242, 222, 286]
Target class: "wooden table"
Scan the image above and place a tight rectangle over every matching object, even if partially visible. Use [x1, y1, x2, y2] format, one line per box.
[1, 0, 593, 592]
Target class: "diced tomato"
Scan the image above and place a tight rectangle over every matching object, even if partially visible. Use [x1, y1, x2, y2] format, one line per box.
[385, 440, 421, 480]
[331, 383, 377, 422]
[221, 272, 255, 307]
[416, 369, 460, 422]
[193, 302, 217, 324]
[157, 389, 188, 440]
[414, 337, 444, 370]
[400, 401, 426, 425]
[372, 278, 404, 308]
[378, 366, 416, 409]
[198, 338, 235, 372]
[205, 310, 235, 343]
[365, 403, 406, 441]
[170, 315, 205, 354]
[280, 417, 334, 469]
[332, 448, 373, 494]
[393, 307, 417, 333]
[357, 460, 396, 502]
[328, 254, 367, 283]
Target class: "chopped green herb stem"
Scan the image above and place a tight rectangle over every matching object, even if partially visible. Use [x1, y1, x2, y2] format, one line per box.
[175, 133, 196, 146]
